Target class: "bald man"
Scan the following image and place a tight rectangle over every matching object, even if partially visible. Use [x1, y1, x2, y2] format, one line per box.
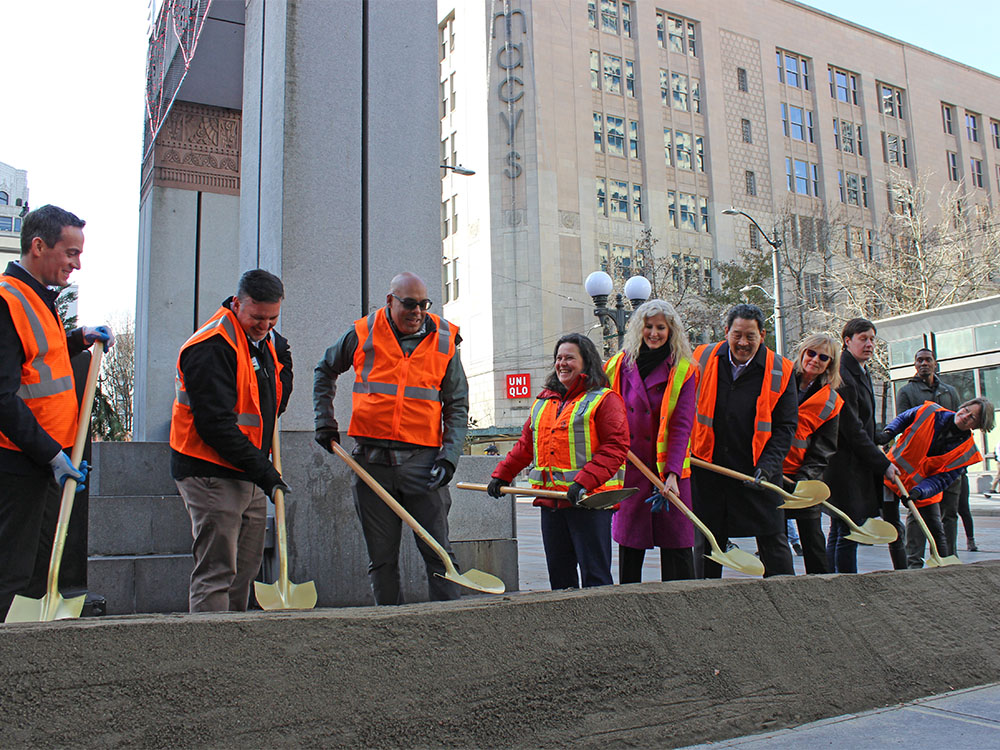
[314, 273, 469, 605]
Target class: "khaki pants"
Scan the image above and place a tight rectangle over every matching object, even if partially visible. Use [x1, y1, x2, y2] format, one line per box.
[176, 476, 267, 612]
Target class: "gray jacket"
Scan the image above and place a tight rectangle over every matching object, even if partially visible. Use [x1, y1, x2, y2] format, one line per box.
[895, 376, 959, 414]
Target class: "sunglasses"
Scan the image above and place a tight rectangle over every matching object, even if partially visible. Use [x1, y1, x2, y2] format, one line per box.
[392, 294, 433, 311]
[804, 348, 832, 362]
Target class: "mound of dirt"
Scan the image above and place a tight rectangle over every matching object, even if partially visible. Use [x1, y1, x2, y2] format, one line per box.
[3, 562, 1000, 748]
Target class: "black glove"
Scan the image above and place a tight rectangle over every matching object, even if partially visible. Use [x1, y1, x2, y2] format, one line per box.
[487, 477, 508, 498]
[742, 468, 767, 492]
[908, 486, 924, 501]
[566, 482, 586, 506]
[264, 478, 290, 500]
[874, 430, 893, 446]
[314, 427, 340, 453]
[427, 460, 455, 490]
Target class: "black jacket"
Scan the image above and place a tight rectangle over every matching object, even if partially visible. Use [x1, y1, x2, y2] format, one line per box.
[824, 350, 890, 523]
[691, 342, 798, 536]
[170, 298, 293, 492]
[0, 261, 88, 476]
[895, 375, 960, 414]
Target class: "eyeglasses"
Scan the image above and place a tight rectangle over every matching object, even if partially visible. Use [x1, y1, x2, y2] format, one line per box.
[804, 348, 832, 362]
[391, 294, 433, 311]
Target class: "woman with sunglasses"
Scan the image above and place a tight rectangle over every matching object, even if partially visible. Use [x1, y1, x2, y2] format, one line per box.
[486, 333, 629, 589]
[604, 300, 698, 582]
[782, 334, 843, 574]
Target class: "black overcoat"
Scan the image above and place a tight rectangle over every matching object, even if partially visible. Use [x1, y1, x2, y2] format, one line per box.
[823, 350, 890, 523]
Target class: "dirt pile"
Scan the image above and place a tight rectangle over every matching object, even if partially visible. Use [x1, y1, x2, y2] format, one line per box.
[3, 562, 1000, 748]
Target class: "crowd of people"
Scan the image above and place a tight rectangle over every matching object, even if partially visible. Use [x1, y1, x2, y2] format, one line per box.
[1, 204, 995, 619]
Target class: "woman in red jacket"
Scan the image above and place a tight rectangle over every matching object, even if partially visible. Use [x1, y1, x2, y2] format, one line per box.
[487, 333, 630, 589]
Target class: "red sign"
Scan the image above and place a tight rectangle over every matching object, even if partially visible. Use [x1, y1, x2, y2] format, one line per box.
[506, 373, 531, 399]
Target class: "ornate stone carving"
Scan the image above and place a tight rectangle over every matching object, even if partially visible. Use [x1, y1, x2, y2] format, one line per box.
[145, 101, 241, 197]
[558, 210, 580, 231]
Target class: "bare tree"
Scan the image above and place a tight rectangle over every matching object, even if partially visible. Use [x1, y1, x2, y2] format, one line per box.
[97, 313, 135, 440]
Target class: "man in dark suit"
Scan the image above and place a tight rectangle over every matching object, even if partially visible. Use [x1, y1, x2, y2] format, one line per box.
[823, 318, 900, 572]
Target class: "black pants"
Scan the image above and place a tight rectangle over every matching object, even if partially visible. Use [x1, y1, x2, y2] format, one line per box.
[881, 496, 908, 570]
[540, 506, 613, 589]
[784, 507, 828, 574]
[0, 471, 61, 620]
[697, 530, 794, 578]
[618, 545, 695, 583]
[938, 477, 962, 557]
[957, 473, 974, 543]
[905, 502, 948, 568]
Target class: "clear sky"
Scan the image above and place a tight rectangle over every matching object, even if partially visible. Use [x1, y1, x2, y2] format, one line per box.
[0, 0, 996, 325]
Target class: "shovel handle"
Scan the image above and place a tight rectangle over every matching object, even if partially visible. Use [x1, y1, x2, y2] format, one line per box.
[270, 427, 290, 585]
[455, 482, 568, 500]
[689, 456, 792, 501]
[894, 475, 947, 563]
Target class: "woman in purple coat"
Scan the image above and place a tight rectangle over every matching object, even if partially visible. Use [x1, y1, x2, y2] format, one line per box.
[604, 299, 697, 582]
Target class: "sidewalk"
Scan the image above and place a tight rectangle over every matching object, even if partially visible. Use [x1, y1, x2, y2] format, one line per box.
[680, 683, 1000, 749]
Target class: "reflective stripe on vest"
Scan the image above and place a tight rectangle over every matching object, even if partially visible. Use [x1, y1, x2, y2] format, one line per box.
[885, 401, 982, 506]
[527, 388, 624, 491]
[783, 383, 843, 476]
[0, 276, 78, 452]
[657, 357, 695, 479]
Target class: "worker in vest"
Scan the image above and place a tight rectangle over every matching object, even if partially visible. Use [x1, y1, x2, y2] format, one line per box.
[0, 205, 114, 620]
[314, 272, 469, 605]
[487, 333, 629, 589]
[604, 300, 698, 583]
[691, 304, 798, 578]
[782, 333, 843, 574]
[170, 269, 293, 612]
[876, 398, 992, 568]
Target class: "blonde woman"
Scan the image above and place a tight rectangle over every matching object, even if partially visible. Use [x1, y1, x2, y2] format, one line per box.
[604, 299, 697, 582]
[782, 333, 843, 574]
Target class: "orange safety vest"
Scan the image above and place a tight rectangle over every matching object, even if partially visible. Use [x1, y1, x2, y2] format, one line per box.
[169, 305, 283, 470]
[783, 383, 843, 476]
[605, 351, 697, 479]
[348, 308, 456, 447]
[527, 387, 624, 507]
[0, 274, 78, 451]
[691, 341, 793, 465]
[884, 401, 982, 507]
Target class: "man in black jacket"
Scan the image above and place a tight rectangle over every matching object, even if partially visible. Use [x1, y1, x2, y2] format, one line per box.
[824, 318, 900, 572]
[170, 270, 293, 612]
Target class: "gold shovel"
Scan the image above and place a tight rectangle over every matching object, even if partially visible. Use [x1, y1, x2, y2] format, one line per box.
[333, 443, 505, 594]
[254, 427, 318, 610]
[893, 476, 961, 567]
[690, 457, 828, 509]
[627, 451, 764, 576]
[455, 482, 638, 510]
[6, 342, 104, 623]
[781, 476, 897, 545]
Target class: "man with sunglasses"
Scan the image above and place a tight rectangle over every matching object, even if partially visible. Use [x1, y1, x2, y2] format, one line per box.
[314, 272, 469, 605]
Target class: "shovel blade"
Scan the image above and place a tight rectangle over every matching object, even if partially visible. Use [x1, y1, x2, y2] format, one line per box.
[704, 549, 765, 577]
[858, 518, 898, 544]
[791, 479, 830, 502]
[440, 568, 506, 594]
[5, 592, 86, 623]
[779, 497, 824, 510]
[926, 554, 962, 568]
[577, 487, 638, 509]
[254, 579, 318, 610]
[845, 531, 882, 545]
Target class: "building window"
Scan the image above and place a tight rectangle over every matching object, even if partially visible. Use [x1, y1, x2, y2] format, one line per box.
[691, 78, 701, 114]
[741, 118, 752, 143]
[695, 136, 705, 172]
[590, 50, 600, 90]
[805, 273, 822, 307]
[625, 59, 635, 97]
[991, 120, 1000, 148]
[663, 128, 673, 167]
[777, 49, 810, 90]
[782, 104, 814, 142]
[846, 172, 860, 206]
[601, 0, 619, 34]
[0, 216, 11, 231]
[621, 1, 632, 37]
[596, 177, 607, 215]
[441, 199, 450, 238]
[786, 158, 820, 196]
[749, 225, 760, 250]
[947, 151, 959, 182]
[737, 67, 748, 92]
[450, 133, 458, 170]
[997, 165, 1000, 193]
[966, 112, 980, 142]
[672, 72, 689, 111]
[878, 82, 905, 119]
[588, 0, 597, 28]
[667, 190, 677, 227]
[629, 120, 639, 158]
[658, 13, 697, 56]
[686, 20, 697, 56]
[443, 260, 451, 303]
[828, 66, 858, 104]
[632, 183, 643, 221]
[440, 80, 448, 118]
[745, 170, 757, 196]
[598, 241, 610, 272]
[606, 115, 625, 156]
[451, 257, 459, 300]
[0, 191, 8, 206]
[593, 113, 603, 153]
[883, 133, 906, 166]
[451, 194, 458, 233]
[699, 197, 709, 232]
[675, 130, 692, 170]
[604, 55, 622, 94]
[942, 104, 955, 134]
[971, 158, 984, 188]
[861, 176, 869, 207]
[679, 192, 697, 231]
[659, 69, 669, 106]
[610, 179, 629, 218]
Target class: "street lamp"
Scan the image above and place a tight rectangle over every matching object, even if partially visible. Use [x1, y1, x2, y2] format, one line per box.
[584, 271, 651, 350]
[722, 207, 785, 355]
[740, 284, 773, 300]
[440, 164, 475, 176]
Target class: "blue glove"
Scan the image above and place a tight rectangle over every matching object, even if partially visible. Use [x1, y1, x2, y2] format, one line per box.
[908, 486, 924, 501]
[83, 325, 115, 349]
[644, 491, 668, 513]
[49, 452, 89, 492]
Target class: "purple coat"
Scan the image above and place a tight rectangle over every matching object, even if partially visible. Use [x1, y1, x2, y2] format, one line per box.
[611, 354, 697, 549]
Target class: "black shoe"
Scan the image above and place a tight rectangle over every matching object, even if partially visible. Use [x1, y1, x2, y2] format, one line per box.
[968, 538, 979, 552]
[792, 542, 803, 556]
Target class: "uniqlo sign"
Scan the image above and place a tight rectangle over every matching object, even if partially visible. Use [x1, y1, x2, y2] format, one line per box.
[506, 373, 531, 399]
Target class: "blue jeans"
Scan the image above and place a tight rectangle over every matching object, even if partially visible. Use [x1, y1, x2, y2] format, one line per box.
[826, 518, 859, 573]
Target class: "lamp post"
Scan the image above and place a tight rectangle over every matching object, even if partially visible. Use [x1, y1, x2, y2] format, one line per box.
[722, 208, 785, 356]
[440, 164, 476, 175]
[584, 271, 652, 351]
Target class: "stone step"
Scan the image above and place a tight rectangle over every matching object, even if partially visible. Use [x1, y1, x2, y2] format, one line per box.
[89, 495, 190, 556]
[88, 554, 191, 615]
